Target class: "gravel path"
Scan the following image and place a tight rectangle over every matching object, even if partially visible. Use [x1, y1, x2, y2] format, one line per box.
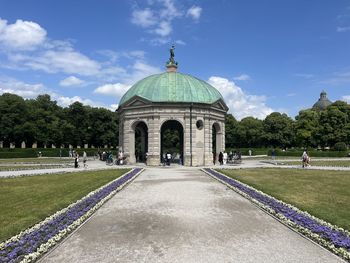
[41, 167, 343, 263]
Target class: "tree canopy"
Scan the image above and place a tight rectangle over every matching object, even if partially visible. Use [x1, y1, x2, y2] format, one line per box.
[225, 101, 350, 149]
[0, 93, 118, 148]
[0, 93, 349, 150]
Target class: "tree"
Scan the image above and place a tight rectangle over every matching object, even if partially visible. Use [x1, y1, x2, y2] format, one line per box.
[294, 109, 319, 147]
[263, 112, 295, 148]
[0, 93, 28, 146]
[225, 114, 239, 148]
[238, 117, 264, 147]
[318, 104, 348, 147]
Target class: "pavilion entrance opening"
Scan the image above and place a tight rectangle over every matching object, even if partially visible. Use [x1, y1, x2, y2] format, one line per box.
[134, 121, 148, 163]
[212, 122, 222, 164]
[160, 120, 184, 165]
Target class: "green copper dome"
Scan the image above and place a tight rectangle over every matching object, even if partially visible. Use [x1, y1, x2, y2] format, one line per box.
[119, 72, 224, 106]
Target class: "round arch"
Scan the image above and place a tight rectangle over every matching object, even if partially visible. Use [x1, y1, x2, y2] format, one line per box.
[212, 122, 223, 164]
[160, 120, 184, 165]
[129, 120, 148, 164]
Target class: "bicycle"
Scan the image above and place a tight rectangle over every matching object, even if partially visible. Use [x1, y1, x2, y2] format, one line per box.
[106, 156, 114, 166]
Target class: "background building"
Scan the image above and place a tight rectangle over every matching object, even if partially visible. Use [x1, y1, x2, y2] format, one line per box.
[312, 91, 332, 111]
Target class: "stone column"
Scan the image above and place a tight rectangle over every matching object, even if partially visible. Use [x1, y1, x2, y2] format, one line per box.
[221, 121, 226, 153]
[204, 116, 212, 165]
[123, 119, 135, 164]
[184, 109, 193, 166]
[147, 116, 160, 166]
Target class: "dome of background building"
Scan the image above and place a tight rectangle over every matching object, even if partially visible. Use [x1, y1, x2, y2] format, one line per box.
[312, 90, 332, 110]
[119, 72, 224, 106]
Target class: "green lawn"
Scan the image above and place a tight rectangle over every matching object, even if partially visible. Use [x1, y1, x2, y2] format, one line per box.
[280, 160, 350, 167]
[0, 158, 72, 164]
[0, 169, 129, 242]
[217, 168, 350, 231]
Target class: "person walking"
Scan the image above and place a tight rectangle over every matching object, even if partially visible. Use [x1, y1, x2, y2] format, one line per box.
[302, 150, 309, 168]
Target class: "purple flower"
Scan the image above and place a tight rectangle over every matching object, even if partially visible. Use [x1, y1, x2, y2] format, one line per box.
[0, 168, 141, 263]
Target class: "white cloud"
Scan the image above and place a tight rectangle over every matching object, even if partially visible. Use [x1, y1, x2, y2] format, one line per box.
[175, 39, 186, 45]
[59, 76, 85, 87]
[131, 8, 157, 28]
[208, 76, 273, 120]
[55, 95, 103, 108]
[159, 0, 182, 20]
[186, 6, 202, 21]
[130, 0, 199, 43]
[233, 74, 251, 81]
[342, 95, 350, 103]
[110, 104, 119, 111]
[94, 83, 131, 97]
[0, 18, 47, 50]
[0, 76, 115, 110]
[8, 50, 101, 76]
[153, 21, 172, 37]
[0, 77, 46, 98]
[337, 26, 350, 32]
[128, 61, 161, 83]
[94, 60, 161, 99]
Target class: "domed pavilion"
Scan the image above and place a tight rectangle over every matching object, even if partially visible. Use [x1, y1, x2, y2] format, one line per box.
[117, 47, 228, 166]
[312, 90, 332, 111]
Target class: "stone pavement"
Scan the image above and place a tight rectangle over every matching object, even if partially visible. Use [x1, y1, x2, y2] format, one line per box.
[0, 159, 136, 178]
[1, 157, 349, 178]
[41, 167, 343, 263]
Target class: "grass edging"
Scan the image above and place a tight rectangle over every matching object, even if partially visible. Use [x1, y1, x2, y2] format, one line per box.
[202, 168, 350, 262]
[0, 168, 143, 263]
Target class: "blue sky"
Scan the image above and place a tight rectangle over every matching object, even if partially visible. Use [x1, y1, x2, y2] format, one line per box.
[0, 0, 350, 119]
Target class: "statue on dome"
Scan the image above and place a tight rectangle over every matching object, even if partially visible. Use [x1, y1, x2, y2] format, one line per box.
[169, 45, 175, 63]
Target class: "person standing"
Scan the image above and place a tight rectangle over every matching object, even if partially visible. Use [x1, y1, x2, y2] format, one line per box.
[166, 152, 171, 166]
[74, 154, 79, 168]
[83, 151, 87, 168]
[223, 151, 228, 165]
[219, 151, 223, 165]
[271, 149, 276, 162]
[302, 150, 308, 168]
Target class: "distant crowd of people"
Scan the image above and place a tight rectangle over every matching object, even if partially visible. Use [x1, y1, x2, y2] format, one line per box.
[161, 152, 183, 166]
[214, 150, 242, 165]
[68, 149, 87, 169]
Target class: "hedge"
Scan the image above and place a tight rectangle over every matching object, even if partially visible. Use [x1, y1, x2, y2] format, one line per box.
[267, 149, 349, 158]
[225, 148, 349, 157]
[0, 148, 117, 159]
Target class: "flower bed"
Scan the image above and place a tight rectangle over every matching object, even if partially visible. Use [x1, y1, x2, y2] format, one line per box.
[203, 168, 350, 261]
[0, 168, 143, 263]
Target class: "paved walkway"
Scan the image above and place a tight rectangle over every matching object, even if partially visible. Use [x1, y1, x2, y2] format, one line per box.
[0, 159, 136, 178]
[41, 167, 343, 263]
